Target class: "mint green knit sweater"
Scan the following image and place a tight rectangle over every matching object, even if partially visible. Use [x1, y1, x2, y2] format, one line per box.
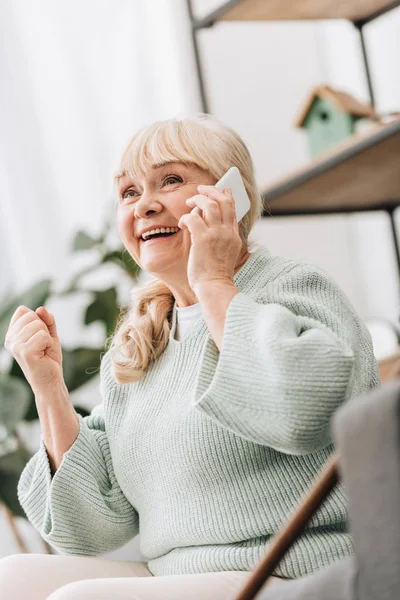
[17, 244, 380, 578]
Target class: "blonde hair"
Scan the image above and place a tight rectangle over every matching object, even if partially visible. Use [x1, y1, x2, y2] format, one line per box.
[107, 113, 263, 384]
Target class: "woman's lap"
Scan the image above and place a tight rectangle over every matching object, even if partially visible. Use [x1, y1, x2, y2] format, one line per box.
[0, 554, 151, 600]
[46, 569, 254, 600]
[0, 553, 286, 600]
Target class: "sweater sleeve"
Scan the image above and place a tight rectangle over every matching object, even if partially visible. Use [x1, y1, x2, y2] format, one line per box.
[193, 267, 360, 455]
[17, 400, 139, 556]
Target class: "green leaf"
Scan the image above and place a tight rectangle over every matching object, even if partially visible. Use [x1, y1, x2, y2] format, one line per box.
[0, 444, 31, 474]
[0, 374, 32, 431]
[72, 231, 100, 251]
[62, 347, 103, 392]
[0, 443, 32, 516]
[0, 471, 26, 517]
[85, 288, 119, 337]
[0, 279, 52, 345]
[74, 404, 91, 418]
[102, 250, 141, 279]
[8, 360, 37, 421]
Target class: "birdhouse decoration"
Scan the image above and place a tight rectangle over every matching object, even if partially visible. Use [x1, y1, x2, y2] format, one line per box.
[295, 85, 377, 158]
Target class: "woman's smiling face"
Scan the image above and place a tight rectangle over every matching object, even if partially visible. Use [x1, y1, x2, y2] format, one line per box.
[116, 161, 216, 277]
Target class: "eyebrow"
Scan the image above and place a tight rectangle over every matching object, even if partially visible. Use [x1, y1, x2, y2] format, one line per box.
[114, 161, 188, 186]
[114, 169, 128, 184]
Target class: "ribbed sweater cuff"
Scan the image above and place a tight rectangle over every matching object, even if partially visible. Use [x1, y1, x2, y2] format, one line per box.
[18, 414, 98, 543]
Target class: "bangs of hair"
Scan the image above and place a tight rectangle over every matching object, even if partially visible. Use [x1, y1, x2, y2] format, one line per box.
[113, 118, 228, 190]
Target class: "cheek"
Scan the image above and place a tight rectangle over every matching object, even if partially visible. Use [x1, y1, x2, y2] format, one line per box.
[117, 211, 136, 247]
[173, 192, 193, 217]
[117, 208, 131, 231]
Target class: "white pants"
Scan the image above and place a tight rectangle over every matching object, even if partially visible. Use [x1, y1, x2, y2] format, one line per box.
[0, 554, 287, 600]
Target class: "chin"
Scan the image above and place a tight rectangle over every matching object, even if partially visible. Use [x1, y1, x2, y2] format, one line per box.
[141, 253, 177, 272]
[143, 252, 187, 276]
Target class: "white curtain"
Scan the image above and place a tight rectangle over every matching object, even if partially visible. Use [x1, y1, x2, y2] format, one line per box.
[0, 0, 203, 558]
[0, 0, 202, 296]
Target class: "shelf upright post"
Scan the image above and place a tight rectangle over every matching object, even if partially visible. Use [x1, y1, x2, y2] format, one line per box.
[353, 19, 376, 110]
[388, 207, 400, 282]
[186, 0, 211, 113]
[353, 1, 400, 112]
[353, 3, 400, 284]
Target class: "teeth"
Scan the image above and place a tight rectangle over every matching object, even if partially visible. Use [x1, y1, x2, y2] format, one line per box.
[142, 227, 179, 240]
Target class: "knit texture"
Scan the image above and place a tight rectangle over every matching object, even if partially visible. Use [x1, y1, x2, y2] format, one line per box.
[17, 244, 380, 578]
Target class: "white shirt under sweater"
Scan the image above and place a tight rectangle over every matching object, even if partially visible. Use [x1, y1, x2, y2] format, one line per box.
[174, 301, 203, 341]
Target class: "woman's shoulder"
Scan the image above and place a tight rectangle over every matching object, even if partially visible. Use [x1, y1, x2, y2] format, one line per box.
[248, 248, 365, 331]
[250, 246, 341, 296]
[251, 249, 371, 341]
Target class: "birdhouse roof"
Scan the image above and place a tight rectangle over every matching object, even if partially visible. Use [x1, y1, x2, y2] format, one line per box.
[294, 85, 377, 127]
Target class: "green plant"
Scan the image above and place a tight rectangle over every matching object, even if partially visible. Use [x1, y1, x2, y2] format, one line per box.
[0, 217, 141, 519]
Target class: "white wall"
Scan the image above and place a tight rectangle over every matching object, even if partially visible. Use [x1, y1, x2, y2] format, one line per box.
[0, 0, 200, 562]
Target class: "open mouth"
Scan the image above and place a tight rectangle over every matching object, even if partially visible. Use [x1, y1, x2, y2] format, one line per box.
[141, 230, 180, 243]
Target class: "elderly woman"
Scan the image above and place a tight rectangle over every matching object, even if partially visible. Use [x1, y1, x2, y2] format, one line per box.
[3, 114, 379, 600]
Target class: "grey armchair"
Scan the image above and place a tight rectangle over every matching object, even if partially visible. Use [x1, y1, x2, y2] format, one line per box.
[236, 379, 400, 600]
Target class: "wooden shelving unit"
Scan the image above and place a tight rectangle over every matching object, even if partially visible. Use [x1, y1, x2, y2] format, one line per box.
[189, 0, 400, 113]
[262, 118, 400, 215]
[187, 0, 400, 273]
[192, 0, 399, 27]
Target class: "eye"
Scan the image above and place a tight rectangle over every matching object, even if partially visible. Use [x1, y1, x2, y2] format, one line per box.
[164, 175, 182, 186]
[121, 188, 139, 201]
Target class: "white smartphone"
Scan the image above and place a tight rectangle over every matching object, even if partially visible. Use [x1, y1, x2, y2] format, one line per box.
[192, 167, 251, 222]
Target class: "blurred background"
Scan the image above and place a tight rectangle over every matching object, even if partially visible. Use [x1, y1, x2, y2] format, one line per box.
[1, 0, 400, 561]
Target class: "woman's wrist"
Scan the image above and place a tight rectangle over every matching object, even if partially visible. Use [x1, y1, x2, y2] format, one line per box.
[194, 280, 239, 351]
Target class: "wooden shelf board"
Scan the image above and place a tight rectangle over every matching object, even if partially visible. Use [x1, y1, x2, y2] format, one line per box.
[261, 118, 400, 216]
[195, 0, 400, 26]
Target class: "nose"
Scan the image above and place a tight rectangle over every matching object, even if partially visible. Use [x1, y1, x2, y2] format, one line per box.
[134, 191, 161, 219]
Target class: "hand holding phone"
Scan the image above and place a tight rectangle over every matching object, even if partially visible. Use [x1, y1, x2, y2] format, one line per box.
[192, 167, 251, 222]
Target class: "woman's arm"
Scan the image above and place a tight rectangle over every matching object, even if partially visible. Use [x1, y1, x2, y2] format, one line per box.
[34, 380, 80, 475]
[195, 280, 239, 351]
[192, 265, 379, 455]
[17, 354, 139, 555]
